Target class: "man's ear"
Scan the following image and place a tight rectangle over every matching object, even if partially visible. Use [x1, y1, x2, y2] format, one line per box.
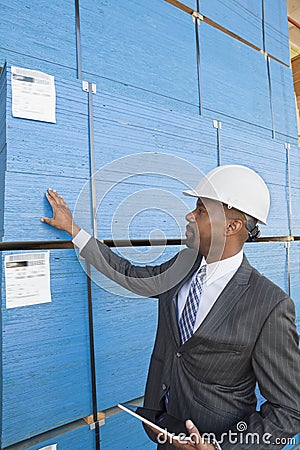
[225, 218, 244, 236]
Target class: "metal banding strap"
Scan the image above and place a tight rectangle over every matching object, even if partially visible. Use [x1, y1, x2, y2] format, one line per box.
[194, 15, 203, 116]
[164, 0, 289, 67]
[262, 0, 275, 140]
[285, 143, 293, 237]
[261, 0, 266, 53]
[285, 142, 293, 297]
[266, 55, 276, 139]
[213, 120, 222, 166]
[86, 80, 100, 448]
[86, 262, 101, 449]
[285, 241, 291, 297]
[87, 82, 98, 239]
[75, 0, 82, 80]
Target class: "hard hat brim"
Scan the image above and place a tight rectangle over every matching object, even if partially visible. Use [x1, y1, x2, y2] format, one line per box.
[182, 189, 267, 225]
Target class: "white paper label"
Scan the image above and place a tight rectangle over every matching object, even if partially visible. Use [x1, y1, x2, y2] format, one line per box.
[39, 445, 57, 450]
[5, 252, 52, 308]
[11, 66, 56, 123]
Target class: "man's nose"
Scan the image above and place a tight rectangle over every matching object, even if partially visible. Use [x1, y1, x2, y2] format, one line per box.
[185, 211, 196, 222]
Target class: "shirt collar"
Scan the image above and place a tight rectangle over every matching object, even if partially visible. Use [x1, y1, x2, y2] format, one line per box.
[200, 249, 244, 286]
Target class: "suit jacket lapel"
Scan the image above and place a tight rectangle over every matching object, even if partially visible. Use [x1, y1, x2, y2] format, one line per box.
[191, 254, 253, 340]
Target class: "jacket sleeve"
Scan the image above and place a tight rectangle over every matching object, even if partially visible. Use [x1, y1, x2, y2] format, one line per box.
[221, 296, 300, 449]
[80, 236, 197, 298]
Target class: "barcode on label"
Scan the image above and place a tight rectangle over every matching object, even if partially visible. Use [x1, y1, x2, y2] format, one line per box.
[7, 253, 46, 262]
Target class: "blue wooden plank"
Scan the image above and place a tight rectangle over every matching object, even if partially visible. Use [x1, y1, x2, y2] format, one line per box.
[25, 424, 95, 450]
[92, 281, 157, 409]
[200, 22, 272, 131]
[177, 0, 196, 8]
[90, 246, 182, 409]
[0, 67, 7, 152]
[269, 60, 298, 139]
[244, 242, 288, 293]
[91, 176, 200, 241]
[282, 434, 300, 450]
[291, 187, 300, 237]
[5, 66, 90, 179]
[1, 250, 92, 446]
[0, 1, 77, 79]
[3, 172, 93, 241]
[89, 90, 218, 239]
[199, 0, 263, 49]
[80, 0, 199, 114]
[92, 90, 217, 168]
[290, 145, 300, 236]
[101, 411, 155, 450]
[0, 147, 6, 239]
[264, 0, 290, 65]
[220, 123, 290, 236]
[290, 242, 300, 333]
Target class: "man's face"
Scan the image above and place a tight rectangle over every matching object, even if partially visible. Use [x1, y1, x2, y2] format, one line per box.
[185, 198, 227, 259]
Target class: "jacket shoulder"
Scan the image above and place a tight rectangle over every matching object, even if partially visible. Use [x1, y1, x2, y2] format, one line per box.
[247, 262, 291, 310]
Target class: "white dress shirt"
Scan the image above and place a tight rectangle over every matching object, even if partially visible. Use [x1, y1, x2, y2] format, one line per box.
[176, 250, 243, 331]
[73, 228, 92, 250]
[73, 229, 243, 332]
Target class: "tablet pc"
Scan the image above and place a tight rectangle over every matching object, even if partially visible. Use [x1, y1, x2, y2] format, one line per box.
[117, 403, 192, 443]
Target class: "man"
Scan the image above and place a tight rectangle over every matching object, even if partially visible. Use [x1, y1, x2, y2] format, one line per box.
[41, 165, 300, 449]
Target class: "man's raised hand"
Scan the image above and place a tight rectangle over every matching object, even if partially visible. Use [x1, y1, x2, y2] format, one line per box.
[41, 189, 81, 238]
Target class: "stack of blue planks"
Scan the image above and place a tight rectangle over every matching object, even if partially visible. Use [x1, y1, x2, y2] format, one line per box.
[0, 0, 299, 449]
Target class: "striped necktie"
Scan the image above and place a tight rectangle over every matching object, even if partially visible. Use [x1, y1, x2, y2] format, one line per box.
[179, 264, 207, 344]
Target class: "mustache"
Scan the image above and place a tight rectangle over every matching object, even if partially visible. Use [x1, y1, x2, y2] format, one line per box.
[186, 225, 196, 236]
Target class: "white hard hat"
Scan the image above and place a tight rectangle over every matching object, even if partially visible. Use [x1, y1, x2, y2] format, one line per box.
[183, 165, 270, 224]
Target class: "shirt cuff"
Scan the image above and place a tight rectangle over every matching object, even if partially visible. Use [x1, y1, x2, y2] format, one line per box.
[72, 229, 92, 251]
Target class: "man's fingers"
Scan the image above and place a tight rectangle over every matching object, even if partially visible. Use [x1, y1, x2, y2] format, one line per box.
[47, 189, 66, 205]
[186, 420, 202, 446]
[40, 217, 54, 225]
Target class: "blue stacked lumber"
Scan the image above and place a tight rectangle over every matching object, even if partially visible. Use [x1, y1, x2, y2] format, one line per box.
[282, 434, 300, 450]
[1, 250, 93, 447]
[0, 68, 6, 151]
[244, 242, 288, 293]
[290, 242, 300, 333]
[90, 90, 218, 239]
[0, 148, 6, 239]
[0, 0, 298, 448]
[101, 411, 155, 450]
[24, 423, 95, 450]
[90, 246, 182, 410]
[199, 0, 263, 49]
[220, 122, 291, 237]
[263, 0, 290, 65]
[269, 60, 299, 140]
[80, 0, 199, 114]
[3, 171, 92, 241]
[199, 22, 272, 131]
[0, 0, 77, 79]
[0, 65, 95, 446]
[93, 176, 194, 240]
[91, 278, 157, 409]
[290, 145, 300, 236]
[1, 65, 92, 241]
[0, 69, 6, 238]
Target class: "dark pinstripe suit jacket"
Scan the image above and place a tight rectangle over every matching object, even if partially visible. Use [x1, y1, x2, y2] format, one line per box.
[81, 238, 300, 449]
